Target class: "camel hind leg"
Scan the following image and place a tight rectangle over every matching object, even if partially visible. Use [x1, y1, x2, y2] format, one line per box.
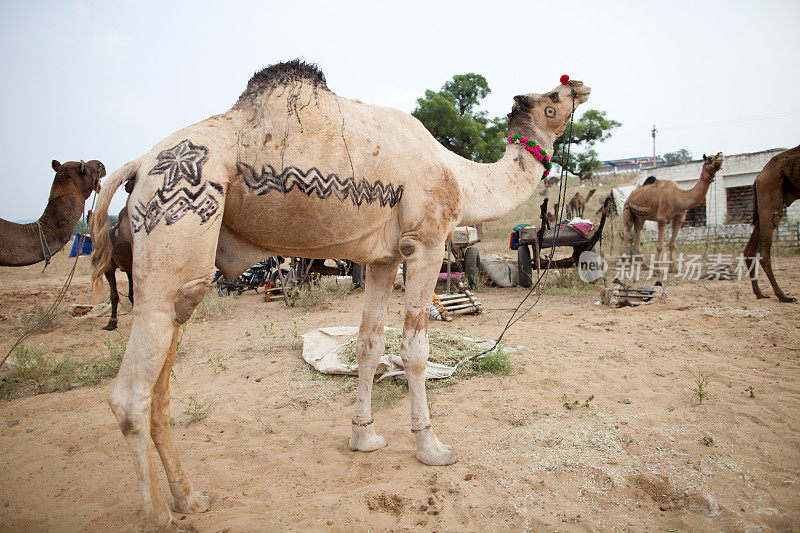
[349, 261, 400, 452]
[758, 213, 795, 302]
[103, 267, 120, 331]
[109, 274, 213, 531]
[151, 328, 213, 514]
[743, 221, 768, 299]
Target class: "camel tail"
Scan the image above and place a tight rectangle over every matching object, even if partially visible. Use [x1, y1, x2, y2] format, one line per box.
[752, 183, 759, 224]
[91, 160, 140, 297]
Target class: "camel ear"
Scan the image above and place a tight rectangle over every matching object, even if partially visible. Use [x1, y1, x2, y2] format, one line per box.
[80, 160, 86, 173]
[702, 154, 708, 161]
[52, 160, 61, 172]
[124, 179, 135, 194]
[513, 95, 533, 110]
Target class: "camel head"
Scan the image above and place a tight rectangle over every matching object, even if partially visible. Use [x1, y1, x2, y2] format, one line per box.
[700, 152, 724, 181]
[508, 79, 591, 143]
[51, 159, 106, 199]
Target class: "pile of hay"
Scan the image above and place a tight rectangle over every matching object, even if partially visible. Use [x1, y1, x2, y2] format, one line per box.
[337, 329, 482, 367]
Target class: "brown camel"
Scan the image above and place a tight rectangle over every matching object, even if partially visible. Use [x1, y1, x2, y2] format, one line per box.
[622, 153, 724, 266]
[743, 145, 800, 302]
[0, 160, 105, 266]
[567, 188, 595, 218]
[90, 60, 589, 530]
[102, 205, 134, 330]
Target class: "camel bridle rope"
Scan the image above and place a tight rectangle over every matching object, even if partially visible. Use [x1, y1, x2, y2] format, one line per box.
[454, 90, 579, 372]
[1, 192, 98, 371]
[35, 220, 53, 273]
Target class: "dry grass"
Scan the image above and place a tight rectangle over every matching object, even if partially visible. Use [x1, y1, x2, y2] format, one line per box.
[289, 275, 350, 311]
[191, 291, 240, 322]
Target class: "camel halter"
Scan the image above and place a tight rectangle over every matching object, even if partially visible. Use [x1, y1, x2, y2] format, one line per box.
[507, 135, 553, 177]
[35, 220, 53, 272]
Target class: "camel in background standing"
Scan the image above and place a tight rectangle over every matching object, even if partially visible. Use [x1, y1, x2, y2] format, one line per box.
[567, 188, 595, 218]
[622, 153, 724, 267]
[744, 145, 799, 302]
[0, 160, 105, 266]
[90, 60, 589, 531]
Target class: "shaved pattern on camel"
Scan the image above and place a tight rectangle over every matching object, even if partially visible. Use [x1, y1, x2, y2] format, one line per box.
[235, 162, 404, 207]
[131, 140, 222, 234]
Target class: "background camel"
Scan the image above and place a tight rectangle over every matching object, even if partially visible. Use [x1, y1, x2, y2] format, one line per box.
[102, 205, 134, 330]
[90, 60, 589, 531]
[567, 188, 595, 218]
[743, 145, 800, 302]
[0, 160, 105, 266]
[622, 152, 724, 266]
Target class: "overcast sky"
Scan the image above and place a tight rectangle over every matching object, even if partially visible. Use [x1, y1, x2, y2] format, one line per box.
[1, 0, 798, 220]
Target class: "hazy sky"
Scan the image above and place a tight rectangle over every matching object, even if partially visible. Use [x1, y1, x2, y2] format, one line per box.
[1, 0, 798, 220]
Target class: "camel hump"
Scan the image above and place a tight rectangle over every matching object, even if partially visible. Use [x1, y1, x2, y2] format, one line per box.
[235, 60, 330, 106]
[643, 176, 657, 186]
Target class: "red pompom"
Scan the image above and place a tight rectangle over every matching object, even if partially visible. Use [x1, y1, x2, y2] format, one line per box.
[560, 74, 570, 85]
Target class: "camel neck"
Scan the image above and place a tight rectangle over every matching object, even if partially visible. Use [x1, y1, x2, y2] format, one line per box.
[0, 190, 84, 266]
[676, 168, 715, 211]
[456, 141, 553, 226]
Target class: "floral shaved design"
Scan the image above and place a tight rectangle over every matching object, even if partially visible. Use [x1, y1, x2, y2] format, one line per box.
[148, 139, 209, 191]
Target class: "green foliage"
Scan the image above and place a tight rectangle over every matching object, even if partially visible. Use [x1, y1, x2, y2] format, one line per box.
[563, 394, 594, 410]
[553, 109, 621, 177]
[0, 336, 125, 400]
[663, 148, 693, 165]
[412, 73, 507, 163]
[692, 371, 710, 404]
[182, 395, 211, 425]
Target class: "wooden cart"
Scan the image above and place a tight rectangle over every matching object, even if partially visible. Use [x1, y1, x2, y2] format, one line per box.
[516, 196, 613, 287]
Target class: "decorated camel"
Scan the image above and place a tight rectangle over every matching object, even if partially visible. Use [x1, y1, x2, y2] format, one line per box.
[102, 203, 134, 330]
[743, 145, 799, 302]
[0, 160, 105, 266]
[622, 152, 724, 266]
[90, 61, 590, 530]
[567, 188, 595, 218]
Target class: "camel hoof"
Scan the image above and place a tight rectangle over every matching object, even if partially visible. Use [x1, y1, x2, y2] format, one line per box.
[416, 446, 458, 466]
[349, 424, 387, 452]
[172, 491, 213, 514]
[415, 430, 458, 466]
[778, 296, 797, 303]
[755, 294, 770, 300]
[102, 321, 118, 331]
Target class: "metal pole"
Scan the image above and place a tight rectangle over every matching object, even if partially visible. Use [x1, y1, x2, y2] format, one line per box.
[651, 125, 658, 166]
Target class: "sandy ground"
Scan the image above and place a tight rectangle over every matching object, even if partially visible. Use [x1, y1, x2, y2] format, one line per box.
[0, 252, 799, 532]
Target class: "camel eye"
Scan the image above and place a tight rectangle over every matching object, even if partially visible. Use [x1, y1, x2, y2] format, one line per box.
[549, 93, 560, 103]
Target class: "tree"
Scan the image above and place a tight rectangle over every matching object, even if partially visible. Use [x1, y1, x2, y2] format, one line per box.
[552, 109, 621, 178]
[663, 149, 693, 165]
[412, 73, 506, 163]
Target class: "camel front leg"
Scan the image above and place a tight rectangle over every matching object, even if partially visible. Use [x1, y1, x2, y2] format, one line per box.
[151, 328, 212, 514]
[621, 208, 633, 255]
[632, 216, 645, 257]
[403, 245, 457, 466]
[350, 261, 400, 452]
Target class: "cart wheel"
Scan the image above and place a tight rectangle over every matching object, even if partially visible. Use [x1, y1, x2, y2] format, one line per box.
[464, 246, 481, 289]
[518, 244, 533, 287]
[351, 263, 366, 289]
